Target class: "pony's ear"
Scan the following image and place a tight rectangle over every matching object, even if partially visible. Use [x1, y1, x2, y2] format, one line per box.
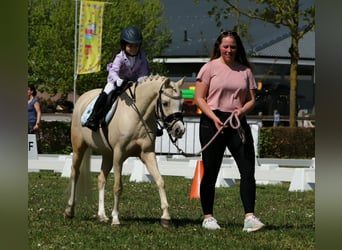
[175, 77, 185, 88]
[163, 77, 171, 87]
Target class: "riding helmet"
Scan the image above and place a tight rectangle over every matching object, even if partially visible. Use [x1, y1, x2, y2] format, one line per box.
[120, 26, 143, 45]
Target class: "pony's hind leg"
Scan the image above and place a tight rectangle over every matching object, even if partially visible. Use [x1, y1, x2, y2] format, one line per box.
[140, 152, 172, 228]
[97, 155, 113, 222]
[64, 141, 88, 219]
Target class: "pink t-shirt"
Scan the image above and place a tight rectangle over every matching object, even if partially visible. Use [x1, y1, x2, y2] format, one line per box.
[197, 58, 257, 112]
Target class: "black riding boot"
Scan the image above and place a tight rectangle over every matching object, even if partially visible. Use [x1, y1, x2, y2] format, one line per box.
[83, 92, 108, 131]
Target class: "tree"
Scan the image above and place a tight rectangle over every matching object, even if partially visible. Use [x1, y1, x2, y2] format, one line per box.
[200, 0, 315, 127]
[28, 0, 171, 96]
[28, 0, 75, 95]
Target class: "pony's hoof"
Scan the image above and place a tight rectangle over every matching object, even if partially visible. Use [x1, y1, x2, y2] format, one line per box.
[160, 219, 172, 228]
[63, 211, 74, 219]
[98, 215, 109, 223]
[111, 223, 120, 228]
[64, 207, 74, 219]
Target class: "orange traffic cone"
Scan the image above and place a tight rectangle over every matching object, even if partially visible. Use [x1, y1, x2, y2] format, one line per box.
[190, 160, 204, 199]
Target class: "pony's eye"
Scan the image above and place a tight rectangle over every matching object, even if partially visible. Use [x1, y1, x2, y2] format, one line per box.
[162, 101, 169, 107]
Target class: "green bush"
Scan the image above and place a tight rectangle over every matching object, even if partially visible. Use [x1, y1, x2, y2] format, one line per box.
[36, 121, 72, 154]
[259, 127, 315, 158]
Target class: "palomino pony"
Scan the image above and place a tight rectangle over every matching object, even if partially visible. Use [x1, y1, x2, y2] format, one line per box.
[64, 75, 185, 227]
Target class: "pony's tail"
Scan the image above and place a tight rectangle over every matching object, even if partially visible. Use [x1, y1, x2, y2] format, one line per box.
[76, 147, 93, 203]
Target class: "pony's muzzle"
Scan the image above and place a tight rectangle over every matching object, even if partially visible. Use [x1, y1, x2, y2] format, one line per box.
[171, 121, 185, 138]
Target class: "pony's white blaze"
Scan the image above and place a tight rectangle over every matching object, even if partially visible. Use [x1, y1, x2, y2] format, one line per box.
[64, 75, 185, 227]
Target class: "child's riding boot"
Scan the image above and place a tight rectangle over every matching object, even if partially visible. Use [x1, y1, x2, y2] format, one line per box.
[83, 92, 108, 131]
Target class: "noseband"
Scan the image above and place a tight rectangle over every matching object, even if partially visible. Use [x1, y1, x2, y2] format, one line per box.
[155, 84, 184, 142]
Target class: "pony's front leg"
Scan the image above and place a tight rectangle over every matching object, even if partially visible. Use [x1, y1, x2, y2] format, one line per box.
[141, 152, 171, 228]
[111, 192, 121, 226]
[111, 161, 123, 227]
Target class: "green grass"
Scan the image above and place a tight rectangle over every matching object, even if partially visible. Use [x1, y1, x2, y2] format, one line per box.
[29, 171, 314, 249]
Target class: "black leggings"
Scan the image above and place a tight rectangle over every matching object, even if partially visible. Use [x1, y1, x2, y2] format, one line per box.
[199, 110, 256, 215]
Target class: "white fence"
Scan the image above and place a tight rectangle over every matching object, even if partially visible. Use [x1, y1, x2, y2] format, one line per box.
[155, 117, 261, 156]
[28, 154, 315, 192]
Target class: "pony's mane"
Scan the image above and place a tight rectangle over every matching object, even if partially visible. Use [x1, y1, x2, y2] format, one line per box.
[138, 74, 169, 86]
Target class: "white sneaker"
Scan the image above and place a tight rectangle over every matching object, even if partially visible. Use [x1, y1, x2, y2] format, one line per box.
[202, 217, 221, 230]
[243, 215, 265, 232]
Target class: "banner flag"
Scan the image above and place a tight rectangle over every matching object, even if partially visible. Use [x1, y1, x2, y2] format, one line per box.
[77, 1, 105, 74]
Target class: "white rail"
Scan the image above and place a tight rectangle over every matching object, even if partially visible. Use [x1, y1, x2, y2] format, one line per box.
[155, 117, 261, 156]
[28, 154, 315, 192]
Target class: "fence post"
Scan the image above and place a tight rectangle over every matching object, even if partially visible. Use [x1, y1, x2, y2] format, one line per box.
[289, 168, 315, 192]
[61, 154, 73, 177]
[129, 160, 152, 182]
[28, 134, 38, 160]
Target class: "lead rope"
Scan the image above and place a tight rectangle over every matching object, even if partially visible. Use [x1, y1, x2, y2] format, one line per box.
[172, 111, 245, 157]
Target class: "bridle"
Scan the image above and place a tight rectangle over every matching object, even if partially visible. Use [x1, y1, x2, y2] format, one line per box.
[124, 81, 184, 144]
[155, 83, 184, 143]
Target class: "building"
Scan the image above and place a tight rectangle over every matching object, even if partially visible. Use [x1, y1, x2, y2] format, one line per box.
[156, 0, 315, 116]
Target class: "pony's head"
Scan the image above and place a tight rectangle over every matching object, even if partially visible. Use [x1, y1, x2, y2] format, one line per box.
[155, 76, 185, 140]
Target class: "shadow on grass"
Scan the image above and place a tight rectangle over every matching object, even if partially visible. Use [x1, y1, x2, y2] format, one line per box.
[75, 214, 202, 228]
[262, 224, 314, 231]
[114, 217, 202, 228]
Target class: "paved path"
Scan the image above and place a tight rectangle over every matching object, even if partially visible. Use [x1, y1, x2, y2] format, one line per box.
[42, 113, 72, 122]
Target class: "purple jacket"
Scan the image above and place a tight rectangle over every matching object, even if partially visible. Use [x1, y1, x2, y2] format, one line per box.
[107, 50, 150, 84]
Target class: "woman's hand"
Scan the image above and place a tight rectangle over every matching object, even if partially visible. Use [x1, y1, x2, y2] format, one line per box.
[213, 116, 225, 132]
[236, 108, 245, 118]
[33, 123, 39, 131]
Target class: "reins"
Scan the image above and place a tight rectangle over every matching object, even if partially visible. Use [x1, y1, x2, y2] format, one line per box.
[125, 82, 155, 142]
[172, 111, 244, 157]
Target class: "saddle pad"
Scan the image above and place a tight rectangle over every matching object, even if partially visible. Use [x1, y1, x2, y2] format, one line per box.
[81, 96, 118, 126]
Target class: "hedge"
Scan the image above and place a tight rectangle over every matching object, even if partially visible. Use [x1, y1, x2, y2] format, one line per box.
[36, 121, 72, 154]
[35, 121, 315, 158]
[259, 127, 315, 158]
